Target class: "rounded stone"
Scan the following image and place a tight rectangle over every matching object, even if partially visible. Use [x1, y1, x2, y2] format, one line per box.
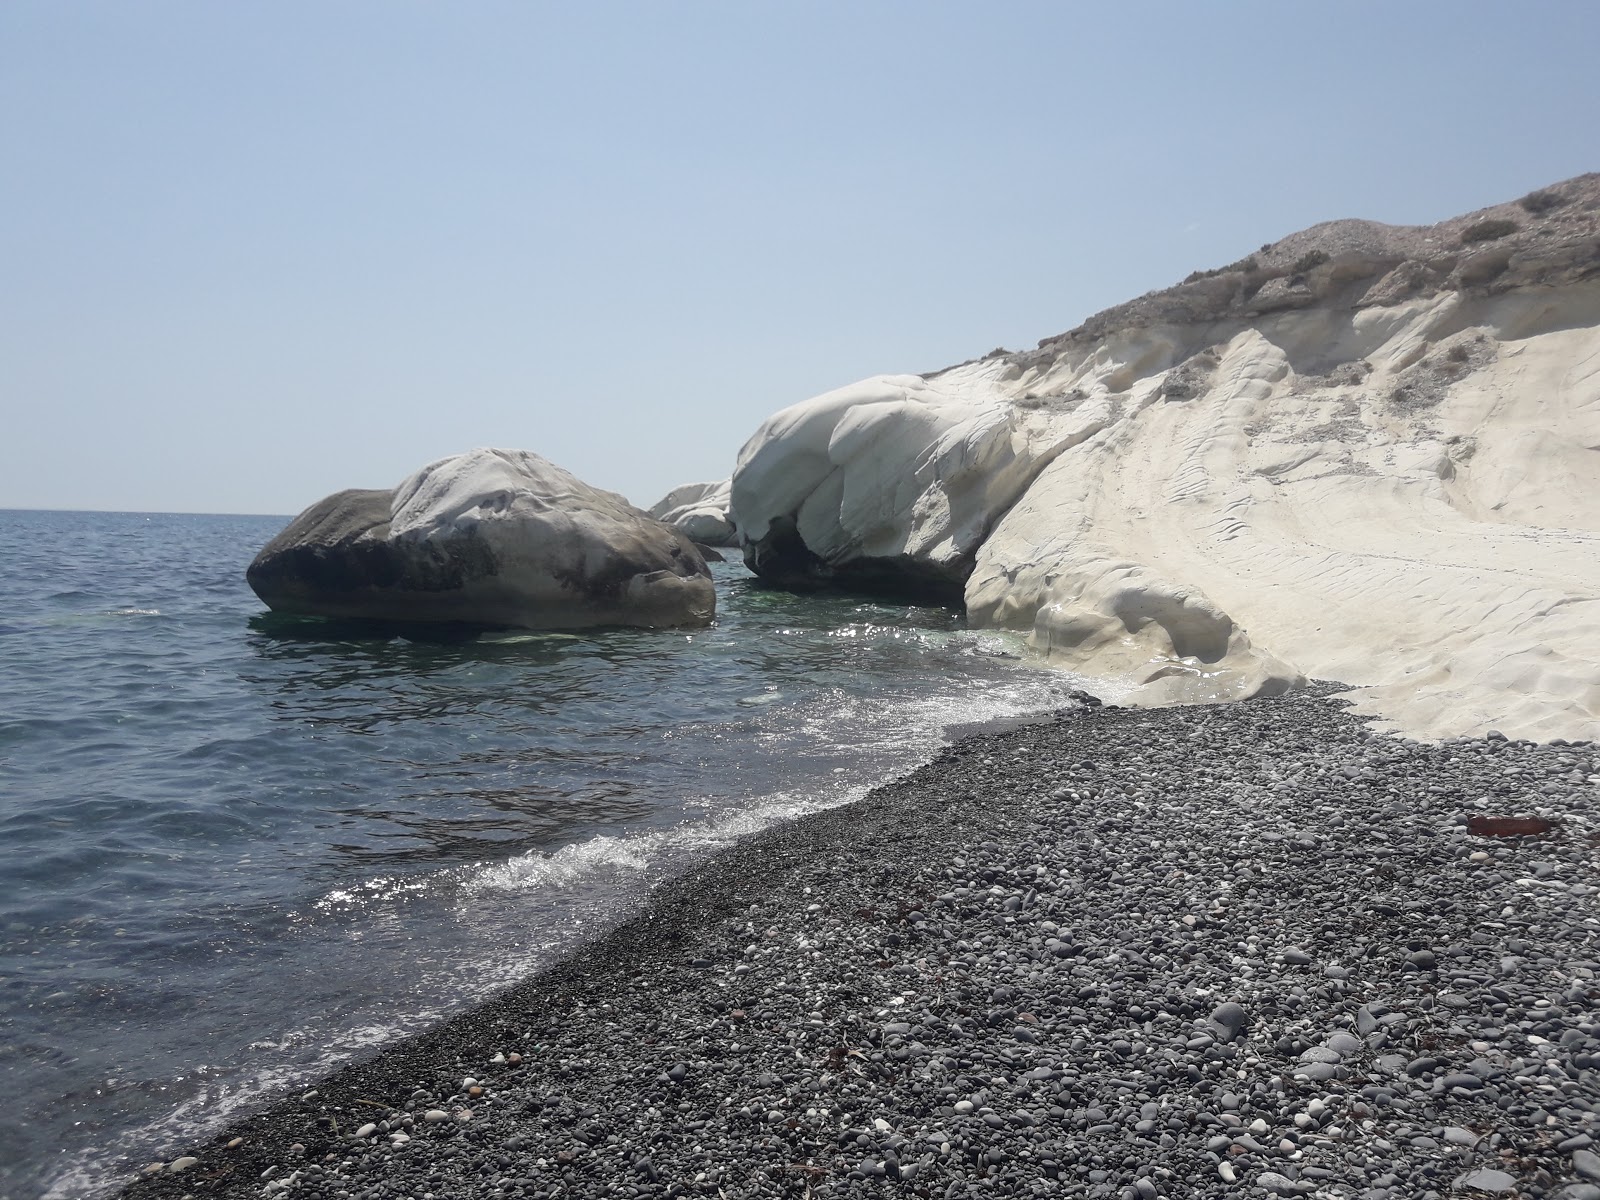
[1456, 1167, 1518, 1192]
[1211, 1002, 1249, 1031]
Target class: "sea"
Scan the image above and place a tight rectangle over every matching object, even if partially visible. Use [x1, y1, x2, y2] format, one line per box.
[0, 509, 1096, 1200]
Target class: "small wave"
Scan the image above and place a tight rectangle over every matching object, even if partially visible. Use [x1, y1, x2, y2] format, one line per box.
[108, 607, 162, 617]
[39, 1050, 383, 1200]
[466, 785, 863, 898]
[44, 792, 867, 1197]
[477, 630, 583, 647]
[470, 833, 652, 892]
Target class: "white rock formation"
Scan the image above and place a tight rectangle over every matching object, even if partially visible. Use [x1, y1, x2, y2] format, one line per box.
[648, 479, 737, 546]
[730, 375, 1079, 599]
[249, 448, 715, 629]
[729, 176, 1600, 741]
[965, 289, 1600, 739]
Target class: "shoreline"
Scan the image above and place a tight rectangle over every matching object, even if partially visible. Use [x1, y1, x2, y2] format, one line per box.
[117, 688, 1600, 1200]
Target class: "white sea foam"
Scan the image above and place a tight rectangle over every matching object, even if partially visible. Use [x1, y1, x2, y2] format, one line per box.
[466, 785, 865, 898]
[469, 833, 655, 893]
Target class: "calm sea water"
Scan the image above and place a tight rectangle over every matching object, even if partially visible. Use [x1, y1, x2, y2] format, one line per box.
[0, 509, 1085, 1200]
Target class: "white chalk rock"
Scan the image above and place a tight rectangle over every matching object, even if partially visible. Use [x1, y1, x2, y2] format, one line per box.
[725, 288, 1600, 737]
[248, 448, 714, 630]
[964, 287, 1600, 736]
[648, 480, 724, 519]
[729, 373, 1072, 598]
[964, 328, 1304, 705]
[716, 177, 1600, 738]
[649, 479, 737, 546]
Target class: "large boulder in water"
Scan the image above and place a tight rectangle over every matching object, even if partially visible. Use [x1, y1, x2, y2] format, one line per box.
[648, 479, 736, 546]
[248, 448, 715, 629]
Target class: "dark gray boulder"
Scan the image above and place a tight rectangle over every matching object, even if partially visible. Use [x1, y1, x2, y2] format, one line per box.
[248, 449, 714, 629]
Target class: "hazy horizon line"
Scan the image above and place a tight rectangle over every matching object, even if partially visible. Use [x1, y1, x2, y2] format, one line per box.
[0, 504, 293, 519]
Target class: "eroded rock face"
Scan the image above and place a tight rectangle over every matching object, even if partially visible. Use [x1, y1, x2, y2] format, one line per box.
[249, 449, 715, 629]
[964, 288, 1600, 737]
[648, 479, 737, 547]
[720, 174, 1600, 739]
[728, 375, 1076, 601]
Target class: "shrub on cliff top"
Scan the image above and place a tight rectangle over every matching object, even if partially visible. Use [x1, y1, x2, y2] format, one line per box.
[1460, 218, 1519, 245]
[1182, 256, 1259, 285]
[1291, 249, 1330, 274]
[1519, 188, 1563, 215]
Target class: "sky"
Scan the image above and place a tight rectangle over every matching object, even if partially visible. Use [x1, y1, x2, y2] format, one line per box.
[2, 2, 1596, 516]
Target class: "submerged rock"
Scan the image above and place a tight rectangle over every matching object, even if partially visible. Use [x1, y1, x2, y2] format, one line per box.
[248, 448, 714, 630]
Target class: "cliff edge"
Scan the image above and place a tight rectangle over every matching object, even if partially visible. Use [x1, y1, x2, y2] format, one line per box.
[729, 176, 1600, 741]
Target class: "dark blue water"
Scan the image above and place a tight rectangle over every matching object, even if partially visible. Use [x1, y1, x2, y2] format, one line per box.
[0, 510, 1083, 1199]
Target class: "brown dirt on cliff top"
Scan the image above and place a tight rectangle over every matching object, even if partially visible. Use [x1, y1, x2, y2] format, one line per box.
[1011, 173, 1600, 362]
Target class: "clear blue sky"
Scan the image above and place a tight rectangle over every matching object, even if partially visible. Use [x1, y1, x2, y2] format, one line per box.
[3, 2, 1595, 515]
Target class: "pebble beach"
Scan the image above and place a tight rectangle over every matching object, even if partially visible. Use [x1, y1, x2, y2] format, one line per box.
[119, 686, 1600, 1200]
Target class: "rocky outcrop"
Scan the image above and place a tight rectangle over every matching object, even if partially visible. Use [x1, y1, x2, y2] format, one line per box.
[973, 289, 1600, 739]
[1006, 173, 1600, 365]
[728, 376, 1081, 601]
[249, 448, 715, 630]
[648, 480, 737, 547]
[727, 175, 1600, 740]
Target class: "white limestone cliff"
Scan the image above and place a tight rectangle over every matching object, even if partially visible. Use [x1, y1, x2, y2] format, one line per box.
[728, 176, 1600, 741]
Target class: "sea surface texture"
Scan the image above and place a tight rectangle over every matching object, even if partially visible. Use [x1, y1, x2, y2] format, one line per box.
[0, 510, 1079, 1200]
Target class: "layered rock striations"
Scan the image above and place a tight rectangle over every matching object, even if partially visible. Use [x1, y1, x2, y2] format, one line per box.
[249, 448, 715, 630]
[729, 175, 1600, 740]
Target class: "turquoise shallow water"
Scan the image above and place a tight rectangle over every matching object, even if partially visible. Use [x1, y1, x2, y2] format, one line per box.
[0, 510, 1079, 1200]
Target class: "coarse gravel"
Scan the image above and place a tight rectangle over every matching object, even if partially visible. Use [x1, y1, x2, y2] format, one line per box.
[120, 685, 1600, 1200]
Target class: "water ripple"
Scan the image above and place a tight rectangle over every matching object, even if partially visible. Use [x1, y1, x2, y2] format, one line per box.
[0, 509, 1085, 1200]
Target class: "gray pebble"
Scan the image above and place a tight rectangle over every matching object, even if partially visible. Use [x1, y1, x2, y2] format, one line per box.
[1457, 1167, 1518, 1192]
[1211, 1001, 1248, 1031]
[1325, 1031, 1363, 1055]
